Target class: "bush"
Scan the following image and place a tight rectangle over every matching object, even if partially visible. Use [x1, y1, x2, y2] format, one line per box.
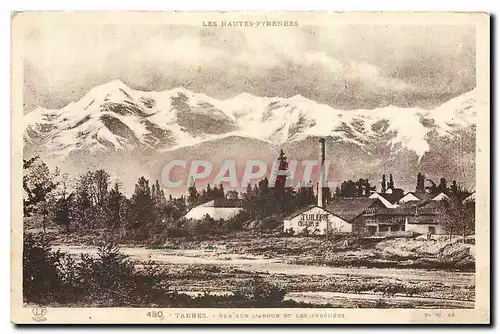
[23, 234, 65, 303]
[23, 235, 176, 307]
[23, 236, 292, 308]
[234, 275, 286, 307]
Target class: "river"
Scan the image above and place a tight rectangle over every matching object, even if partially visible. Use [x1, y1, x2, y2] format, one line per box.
[54, 245, 475, 308]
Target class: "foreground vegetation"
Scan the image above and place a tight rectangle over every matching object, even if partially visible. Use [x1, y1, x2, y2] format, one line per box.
[24, 234, 474, 308]
[24, 233, 325, 308]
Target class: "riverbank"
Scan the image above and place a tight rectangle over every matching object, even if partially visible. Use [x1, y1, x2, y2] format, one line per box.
[26, 228, 476, 308]
[41, 228, 475, 272]
[55, 245, 475, 308]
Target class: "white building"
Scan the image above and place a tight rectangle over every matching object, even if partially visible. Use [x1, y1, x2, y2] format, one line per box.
[368, 192, 397, 208]
[432, 192, 450, 201]
[283, 205, 352, 235]
[399, 191, 449, 204]
[399, 192, 421, 203]
[184, 199, 243, 220]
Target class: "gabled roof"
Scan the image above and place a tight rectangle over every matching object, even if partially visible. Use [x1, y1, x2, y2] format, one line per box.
[368, 193, 396, 208]
[325, 198, 379, 222]
[432, 193, 450, 201]
[463, 192, 476, 203]
[283, 204, 318, 220]
[399, 192, 420, 203]
[389, 199, 445, 216]
[370, 189, 405, 204]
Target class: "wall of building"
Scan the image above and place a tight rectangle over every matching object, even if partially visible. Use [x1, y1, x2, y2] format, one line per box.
[283, 206, 352, 235]
[405, 221, 445, 235]
[185, 207, 243, 220]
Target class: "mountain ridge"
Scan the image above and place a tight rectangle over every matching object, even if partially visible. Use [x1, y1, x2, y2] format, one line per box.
[23, 80, 477, 193]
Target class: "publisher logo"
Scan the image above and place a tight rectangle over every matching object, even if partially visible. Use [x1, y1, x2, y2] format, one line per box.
[32, 306, 47, 322]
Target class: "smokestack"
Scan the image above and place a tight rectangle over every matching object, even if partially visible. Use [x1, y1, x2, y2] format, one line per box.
[318, 138, 326, 208]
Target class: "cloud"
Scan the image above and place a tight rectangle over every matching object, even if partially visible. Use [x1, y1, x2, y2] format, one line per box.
[22, 23, 475, 112]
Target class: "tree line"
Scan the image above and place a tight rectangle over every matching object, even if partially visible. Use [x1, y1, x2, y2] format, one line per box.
[23, 156, 187, 239]
[24, 151, 474, 241]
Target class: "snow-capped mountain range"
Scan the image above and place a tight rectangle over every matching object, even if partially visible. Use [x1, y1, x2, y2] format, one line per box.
[24, 80, 477, 192]
[25, 79, 476, 158]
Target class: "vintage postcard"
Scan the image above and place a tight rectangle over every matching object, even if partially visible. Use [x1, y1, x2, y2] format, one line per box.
[11, 11, 490, 324]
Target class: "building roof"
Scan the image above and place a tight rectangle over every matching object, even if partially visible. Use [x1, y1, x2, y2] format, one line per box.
[408, 192, 436, 201]
[283, 198, 381, 222]
[387, 199, 445, 216]
[463, 192, 476, 203]
[371, 189, 405, 204]
[432, 193, 450, 201]
[283, 204, 320, 220]
[213, 198, 244, 208]
[325, 198, 379, 222]
[192, 199, 244, 208]
[368, 193, 396, 208]
[399, 192, 420, 203]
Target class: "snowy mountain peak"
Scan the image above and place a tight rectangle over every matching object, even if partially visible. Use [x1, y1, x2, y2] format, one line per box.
[24, 82, 477, 165]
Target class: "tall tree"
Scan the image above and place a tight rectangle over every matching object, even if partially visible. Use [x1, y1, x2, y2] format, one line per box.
[107, 182, 125, 230]
[54, 193, 74, 232]
[274, 149, 289, 197]
[364, 179, 375, 196]
[93, 169, 110, 207]
[438, 177, 448, 194]
[23, 158, 59, 233]
[53, 172, 73, 231]
[246, 183, 253, 199]
[258, 177, 269, 195]
[130, 176, 155, 227]
[187, 180, 198, 207]
[388, 174, 395, 190]
[356, 179, 365, 197]
[73, 173, 93, 229]
[450, 180, 459, 196]
[437, 194, 475, 242]
[416, 173, 425, 194]
[381, 174, 387, 194]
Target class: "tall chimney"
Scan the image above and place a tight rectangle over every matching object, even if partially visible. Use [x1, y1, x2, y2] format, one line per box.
[318, 138, 326, 208]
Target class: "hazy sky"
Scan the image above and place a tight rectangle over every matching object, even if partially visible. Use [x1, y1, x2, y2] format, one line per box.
[23, 23, 475, 112]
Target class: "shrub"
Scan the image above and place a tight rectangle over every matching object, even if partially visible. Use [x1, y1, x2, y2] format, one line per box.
[23, 235, 176, 307]
[234, 275, 286, 307]
[23, 234, 65, 303]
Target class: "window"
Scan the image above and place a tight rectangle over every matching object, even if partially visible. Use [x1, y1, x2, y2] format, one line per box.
[428, 226, 436, 234]
[379, 225, 389, 232]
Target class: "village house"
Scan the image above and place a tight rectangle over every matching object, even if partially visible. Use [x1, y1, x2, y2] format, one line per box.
[283, 194, 453, 237]
[463, 192, 475, 203]
[282, 138, 464, 238]
[399, 191, 450, 204]
[283, 197, 388, 236]
[184, 198, 243, 220]
[396, 200, 446, 235]
[283, 205, 351, 235]
[369, 187, 405, 205]
[368, 192, 397, 208]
